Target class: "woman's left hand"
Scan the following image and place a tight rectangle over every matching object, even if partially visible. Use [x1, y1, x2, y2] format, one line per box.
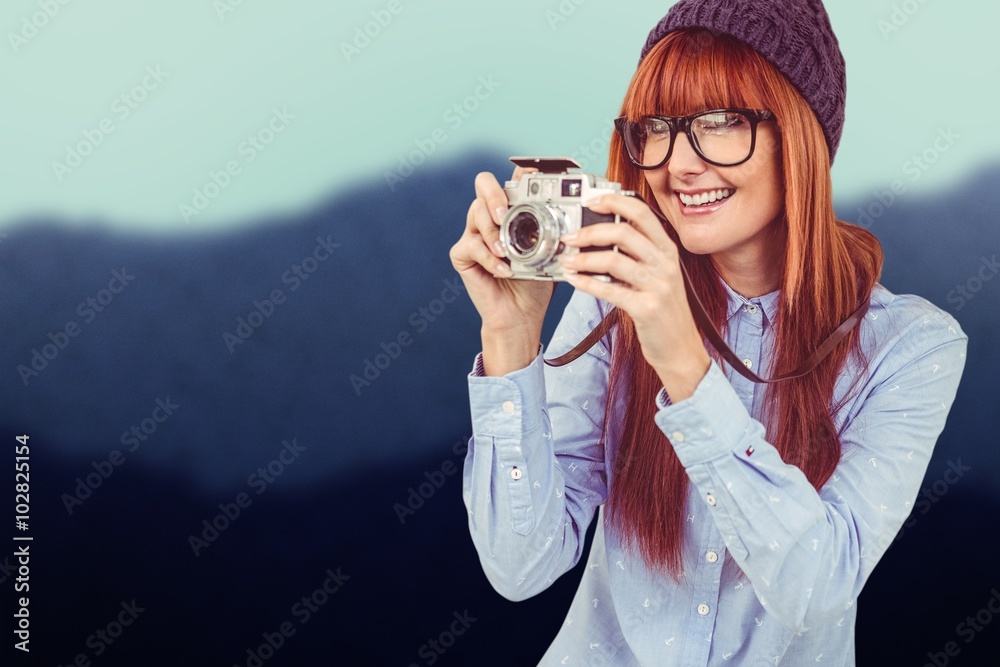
[558, 193, 711, 403]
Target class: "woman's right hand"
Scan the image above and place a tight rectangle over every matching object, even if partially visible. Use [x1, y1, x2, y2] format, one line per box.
[449, 167, 556, 375]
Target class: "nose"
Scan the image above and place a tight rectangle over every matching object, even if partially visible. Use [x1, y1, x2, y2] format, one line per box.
[667, 131, 708, 179]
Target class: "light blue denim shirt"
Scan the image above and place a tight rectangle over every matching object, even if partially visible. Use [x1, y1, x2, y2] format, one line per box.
[463, 280, 967, 666]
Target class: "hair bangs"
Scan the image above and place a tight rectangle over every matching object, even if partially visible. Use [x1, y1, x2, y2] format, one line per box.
[623, 30, 775, 120]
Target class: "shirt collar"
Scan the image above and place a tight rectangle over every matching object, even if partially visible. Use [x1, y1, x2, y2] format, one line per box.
[719, 277, 781, 323]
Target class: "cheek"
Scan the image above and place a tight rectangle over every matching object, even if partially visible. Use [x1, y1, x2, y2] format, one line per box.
[761, 147, 785, 213]
[741, 185, 783, 229]
[763, 167, 785, 217]
[643, 170, 673, 210]
[738, 161, 784, 221]
[753, 177, 782, 214]
[642, 170, 661, 194]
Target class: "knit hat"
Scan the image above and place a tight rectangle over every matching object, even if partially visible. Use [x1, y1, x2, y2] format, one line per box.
[639, 0, 846, 162]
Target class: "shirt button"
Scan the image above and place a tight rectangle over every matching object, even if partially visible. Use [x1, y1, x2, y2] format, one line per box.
[706, 551, 719, 563]
[697, 603, 710, 616]
[705, 493, 716, 506]
[510, 467, 522, 480]
[746, 304, 759, 314]
[501, 400, 515, 414]
[671, 430, 685, 443]
[742, 358, 753, 369]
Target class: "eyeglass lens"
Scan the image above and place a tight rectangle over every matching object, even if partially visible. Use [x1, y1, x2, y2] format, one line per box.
[625, 111, 756, 167]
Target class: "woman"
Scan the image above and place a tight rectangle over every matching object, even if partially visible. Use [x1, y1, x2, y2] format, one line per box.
[449, 0, 967, 664]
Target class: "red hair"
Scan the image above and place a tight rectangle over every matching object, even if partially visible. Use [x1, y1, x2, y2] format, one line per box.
[602, 30, 883, 576]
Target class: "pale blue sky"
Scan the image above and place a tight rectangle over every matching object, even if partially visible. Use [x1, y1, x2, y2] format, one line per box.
[3, 0, 997, 230]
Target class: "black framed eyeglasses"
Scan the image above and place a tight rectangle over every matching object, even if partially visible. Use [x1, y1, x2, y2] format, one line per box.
[614, 108, 776, 169]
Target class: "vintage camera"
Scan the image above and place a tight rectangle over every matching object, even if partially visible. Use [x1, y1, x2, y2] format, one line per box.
[500, 156, 633, 281]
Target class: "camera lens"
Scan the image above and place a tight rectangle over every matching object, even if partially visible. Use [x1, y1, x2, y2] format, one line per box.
[501, 202, 561, 269]
[508, 212, 541, 256]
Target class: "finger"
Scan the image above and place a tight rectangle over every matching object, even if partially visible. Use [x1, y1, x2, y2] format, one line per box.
[562, 271, 634, 311]
[511, 165, 539, 181]
[451, 230, 513, 279]
[474, 171, 511, 228]
[583, 194, 677, 254]
[559, 249, 652, 288]
[467, 196, 506, 258]
[561, 222, 666, 267]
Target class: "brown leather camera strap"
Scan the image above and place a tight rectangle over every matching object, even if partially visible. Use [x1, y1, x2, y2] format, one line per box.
[544, 271, 869, 383]
[543, 197, 871, 383]
[544, 311, 618, 368]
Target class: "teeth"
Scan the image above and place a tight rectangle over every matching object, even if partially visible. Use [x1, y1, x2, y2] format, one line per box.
[679, 189, 733, 207]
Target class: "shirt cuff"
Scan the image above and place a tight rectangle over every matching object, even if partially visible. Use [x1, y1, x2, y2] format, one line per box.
[654, 387, 673, 409]
[653, 360, 753, 468]
[468, 347, 546, 438]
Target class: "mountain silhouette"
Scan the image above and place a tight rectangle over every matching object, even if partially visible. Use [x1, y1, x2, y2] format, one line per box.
[1, 151, 997, 665]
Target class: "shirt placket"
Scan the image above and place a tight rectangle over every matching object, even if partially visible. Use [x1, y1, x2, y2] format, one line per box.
[729, 302, 764, 409]
[682, 501, 726, 667]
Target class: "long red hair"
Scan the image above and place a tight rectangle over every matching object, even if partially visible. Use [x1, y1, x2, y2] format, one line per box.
[602, 30, 883, 576]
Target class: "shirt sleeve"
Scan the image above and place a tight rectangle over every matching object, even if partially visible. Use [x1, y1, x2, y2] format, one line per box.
[462, 290, 612, 601]
[653, 306, 968, 632]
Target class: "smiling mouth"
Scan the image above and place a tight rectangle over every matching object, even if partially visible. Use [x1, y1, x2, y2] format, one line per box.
[677, 188, 734, 207]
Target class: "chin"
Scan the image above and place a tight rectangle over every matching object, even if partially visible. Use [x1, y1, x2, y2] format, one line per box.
[671, 226, 729, 256]
[675, 239, 722, 256]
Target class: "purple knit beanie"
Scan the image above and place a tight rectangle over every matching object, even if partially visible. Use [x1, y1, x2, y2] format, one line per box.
[639, 0, 846, 163]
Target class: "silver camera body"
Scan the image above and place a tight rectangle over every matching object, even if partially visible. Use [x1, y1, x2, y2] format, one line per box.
[500, 157, 633, 281]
